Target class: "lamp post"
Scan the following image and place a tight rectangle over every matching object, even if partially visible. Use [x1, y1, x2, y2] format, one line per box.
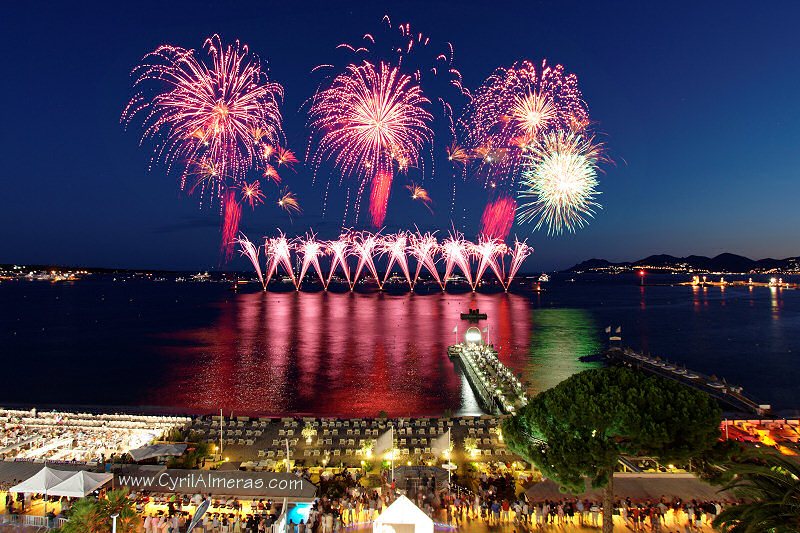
[219, 408, 224, 462]
[111, 513, 119, 533]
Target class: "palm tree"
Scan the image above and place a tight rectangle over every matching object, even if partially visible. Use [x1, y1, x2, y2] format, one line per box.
[95, 489, 141, 533]
[60, 496, 96, 533]
[713, 452, 800, 532]
[60, 489, 140, 533]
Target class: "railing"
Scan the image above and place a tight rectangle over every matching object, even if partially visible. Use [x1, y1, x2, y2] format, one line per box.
[0, 513, 68, 530]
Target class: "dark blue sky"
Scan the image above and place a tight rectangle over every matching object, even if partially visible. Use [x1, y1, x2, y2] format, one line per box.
[2, 1, 799, 271]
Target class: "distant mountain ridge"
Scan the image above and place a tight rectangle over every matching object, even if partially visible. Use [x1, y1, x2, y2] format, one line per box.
[565, 253, 800, 273]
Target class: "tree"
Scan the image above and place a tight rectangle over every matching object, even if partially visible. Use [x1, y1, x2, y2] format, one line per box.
[59, 496, 96, 533]
[712, 451, 800, 533]
[60, 489, 141, 533]
[502, 366, 721, 533]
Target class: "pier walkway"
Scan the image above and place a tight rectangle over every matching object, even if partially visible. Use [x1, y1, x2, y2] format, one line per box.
[606, 347, 768, 416]
[448, 343, 528, 415]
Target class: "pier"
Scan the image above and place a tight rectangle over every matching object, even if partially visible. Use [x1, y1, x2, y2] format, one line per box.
[606, 347, 770, 416]
[448, 343, 528, 415]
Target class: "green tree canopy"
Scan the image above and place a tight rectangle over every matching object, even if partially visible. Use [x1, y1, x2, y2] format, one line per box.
[502, 366, 722, 532]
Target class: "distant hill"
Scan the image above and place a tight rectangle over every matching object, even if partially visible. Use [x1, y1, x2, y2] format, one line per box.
[565, 253, 800, 274]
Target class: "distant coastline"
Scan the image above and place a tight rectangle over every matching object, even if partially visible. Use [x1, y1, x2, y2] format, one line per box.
[565, 252, 800, 275]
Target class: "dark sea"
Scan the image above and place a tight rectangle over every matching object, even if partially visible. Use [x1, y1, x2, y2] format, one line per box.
[1, 273, 798, 417]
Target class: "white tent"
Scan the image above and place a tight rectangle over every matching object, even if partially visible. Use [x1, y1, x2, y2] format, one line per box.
[48, 471, 114, 498]
[8, 466, 76, 516]
[373, 495, 433, 533]
[129, 443, 187, 462]
[9, 466, 73, 494]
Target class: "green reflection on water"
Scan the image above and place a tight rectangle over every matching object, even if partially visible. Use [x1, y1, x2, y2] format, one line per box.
[525, 308, 603, 395]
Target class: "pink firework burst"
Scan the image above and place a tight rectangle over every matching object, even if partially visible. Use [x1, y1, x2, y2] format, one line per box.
[123, 34, 284, 191]
[236, 233, 264, 289]
[471, 237, 507, 289]
[264, 233, 296, 288]
[307, 61, 433, 226]
[441, 231, 473, 288]
[123, 34, 285, 261]
[351, 231, 383, 287]
[409, 231, 442, 288]
[458, 59, 588, 189]
[294, 233, 327, 288]
[381, 232, 412, 287]
[240, 180, 266, 209]
[506, 239, 533, 288]
[326, 236, 351, 287]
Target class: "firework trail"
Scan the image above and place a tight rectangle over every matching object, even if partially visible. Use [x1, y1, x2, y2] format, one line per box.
[446, 142, 473, 166]
[331, 16, 470, 97]
[458, 59, 588, 190]
[220, 190, 242, 260]
[277, 187, 302, 219]
[122, 34, 285, 260]
[441, 231, 473, 288]
[479, 195, 517, 240]
[264, 234, 297, 288]
[517, 129, 603, 234]
[471, 237, 507, 288]
[506, 239, 532, 288]
[275, 146, 299, 169]
[308, 61, 433, 226]
[236, 234, 264, 289]
[381, 232, 413, 287]
[295, 234, 327, 288]
[326, 237, 351, 287]
[351, 232, 383, 287]
[406, 182, 434, 214]
[409, 231, 442, 288]
[262, 164, 281, 184]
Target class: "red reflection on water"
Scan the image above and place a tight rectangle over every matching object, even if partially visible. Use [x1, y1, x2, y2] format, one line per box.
[151, 291, 532, 417]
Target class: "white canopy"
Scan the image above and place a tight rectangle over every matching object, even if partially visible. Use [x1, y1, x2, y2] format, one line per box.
[373, 495, 433, 533]
[129, 443, 187, 462]
[8, 466, 73, 494]
[48, 471, 113, 498]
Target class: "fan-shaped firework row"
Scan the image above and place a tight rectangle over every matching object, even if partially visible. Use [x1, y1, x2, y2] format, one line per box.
[236, 230, 531, 291]
[123, 21, 609, 262]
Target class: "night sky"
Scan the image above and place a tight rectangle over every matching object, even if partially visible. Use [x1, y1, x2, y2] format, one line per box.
[2, 1, 799, 271]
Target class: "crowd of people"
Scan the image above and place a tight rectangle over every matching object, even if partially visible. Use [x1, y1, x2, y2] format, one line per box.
[1, 461, 735, 533]
[284, 470, 731, 532]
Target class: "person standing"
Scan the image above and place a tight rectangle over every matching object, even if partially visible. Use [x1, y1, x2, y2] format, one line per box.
[590, 502, 600, 527]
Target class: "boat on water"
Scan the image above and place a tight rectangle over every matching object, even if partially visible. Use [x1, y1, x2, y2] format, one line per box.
[538, 273, 550, 282]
